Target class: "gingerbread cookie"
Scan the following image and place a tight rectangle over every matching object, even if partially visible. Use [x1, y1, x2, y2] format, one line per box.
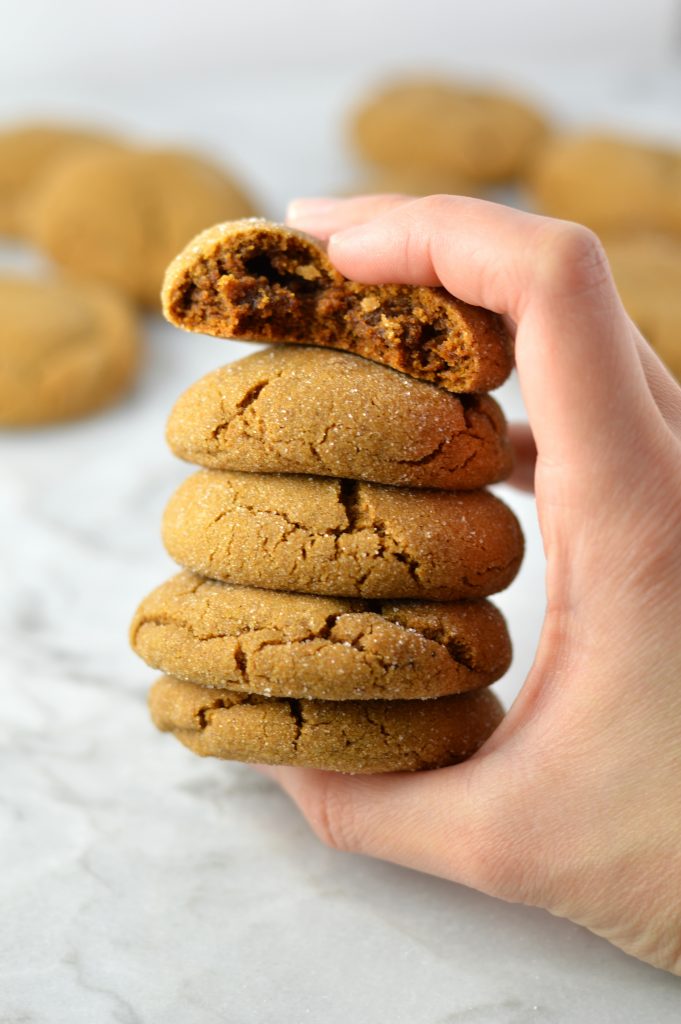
[605, 233, 681, 380]
[350, 78, 547, 184]
[130, 571, 511, 701]
[149, 675, 504, 773]
[0, 276, 140, 426]
[529, 134, 681, 235]
[162, 470, 524, 600]
[162, 219, 514, 392]
[0, 122, 119, 236]
[166, 346, 512, 489]
[26, 148, 257, 307]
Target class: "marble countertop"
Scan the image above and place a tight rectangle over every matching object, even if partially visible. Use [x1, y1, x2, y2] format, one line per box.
[2, 65, 681, 1022]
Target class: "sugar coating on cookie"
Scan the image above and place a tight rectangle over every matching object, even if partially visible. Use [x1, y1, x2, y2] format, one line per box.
[130, 571, 512, 700]
[149, 675, 505, 772]
[0, 123, 120, 236]
[166, 346, 512, 489]
[0, 276, 140, 426]
[162, 219, 514, 392]
[26, 149, 258, 307]
[162, 469, 524, 601]
[351, 78, 548, 184]
[529, 134, 681, 235]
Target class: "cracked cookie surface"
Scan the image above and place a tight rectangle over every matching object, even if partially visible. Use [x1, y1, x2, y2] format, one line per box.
[0, 275, 140, 426]
[149, 675, 505, 772]
[166, 346, 512, 488]
[130, 571, 512, 700]
[162, 469, 524, 600]
[161, 219, 513, 392]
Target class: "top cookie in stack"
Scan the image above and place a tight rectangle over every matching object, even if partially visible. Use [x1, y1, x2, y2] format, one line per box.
[130, 220, 521, 774]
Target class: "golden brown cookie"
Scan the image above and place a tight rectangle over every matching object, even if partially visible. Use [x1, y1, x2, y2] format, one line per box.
[350, 78, 548, 184]
[130, 570, 512, 700]
[604, 233, 681, 381]
[162, 219, 514, 393]
[0, 123, 120, 236]
[166, 346, 512, 489]
[162, 470, 524, 600]
[0, 276, 140, 426]
[149, 675, 504, 773]
[340, 167, 479, 199]
[26, 148, 257, 307]
[529, 133, 681, 235]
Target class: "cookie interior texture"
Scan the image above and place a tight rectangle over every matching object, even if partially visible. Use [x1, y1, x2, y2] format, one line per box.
[0, 275, 140, 426]
[162, 469, 524, 601]
[130, 571, 512, 700]
[166, 346, 512, 489]
[162, 219, 514, 392]
[149, 675, 505, 773]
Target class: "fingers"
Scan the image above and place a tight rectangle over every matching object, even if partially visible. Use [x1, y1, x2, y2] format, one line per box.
[319, 195, 664, 496]
[257, 759, 524, 899]
[287, 194, 412, 240]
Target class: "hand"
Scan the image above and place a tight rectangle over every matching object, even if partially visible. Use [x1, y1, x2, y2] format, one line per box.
[258, 194, 681, 974]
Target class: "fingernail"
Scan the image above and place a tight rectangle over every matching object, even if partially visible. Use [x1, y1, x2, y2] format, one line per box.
[287, 197, 344, 223]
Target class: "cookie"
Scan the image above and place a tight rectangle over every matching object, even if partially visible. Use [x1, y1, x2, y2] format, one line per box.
[604, 233, 681, 380]
[162, 470, 524, 600]
[26, 148, 257, 307]
[166, 346, 512, 489]
[341, 167, 479, 199]
[350, 78, 547, 184]
[0, 276, 140, 426]
[162, 219, 514, 393]
[0, 123, 119, 236]
[529, 134, 681, 235]
[148, 675, 505, 773]
[130, 570, 511, 701]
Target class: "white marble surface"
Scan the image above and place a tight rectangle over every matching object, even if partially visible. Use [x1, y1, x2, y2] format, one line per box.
[2, 65, 681, 1022]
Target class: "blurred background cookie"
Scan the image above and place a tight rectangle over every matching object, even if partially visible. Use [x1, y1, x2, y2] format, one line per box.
[0, 122, 121, 236]
[528, 133, 681, 235]
[25, 147, 258, 308]
[0, 275, 140, 426]
[604, 233, 681, 380]
[350, 77, 548, 186]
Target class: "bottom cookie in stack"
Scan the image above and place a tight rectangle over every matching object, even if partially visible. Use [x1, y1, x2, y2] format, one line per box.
[130, 571, 511, 773]
[148, 675, 504, 774]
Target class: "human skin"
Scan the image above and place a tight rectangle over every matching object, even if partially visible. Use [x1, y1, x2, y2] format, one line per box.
[255, 193, 681, 974]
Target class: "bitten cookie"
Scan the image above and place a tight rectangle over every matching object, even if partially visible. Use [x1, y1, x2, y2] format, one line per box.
[130, 571, 512, 700]
[0, 122, 119, 236]
[0, 276, 140, 426]
[162, 219, 514, 392]
[26, 148, 257, 307]
[350, 78, 547, 184]
[166, 346, 512, 489]
[529, 134, 681, 235]
[149, 675, 505, 773]
[162, 470, 524, 600]
[604, 233, 681, 381]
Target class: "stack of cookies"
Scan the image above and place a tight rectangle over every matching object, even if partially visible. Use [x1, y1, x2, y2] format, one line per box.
[130, 220, 523, 773]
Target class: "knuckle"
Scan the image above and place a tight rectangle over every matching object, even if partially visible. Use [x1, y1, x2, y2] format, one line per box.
[535, 220, 612, 298]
